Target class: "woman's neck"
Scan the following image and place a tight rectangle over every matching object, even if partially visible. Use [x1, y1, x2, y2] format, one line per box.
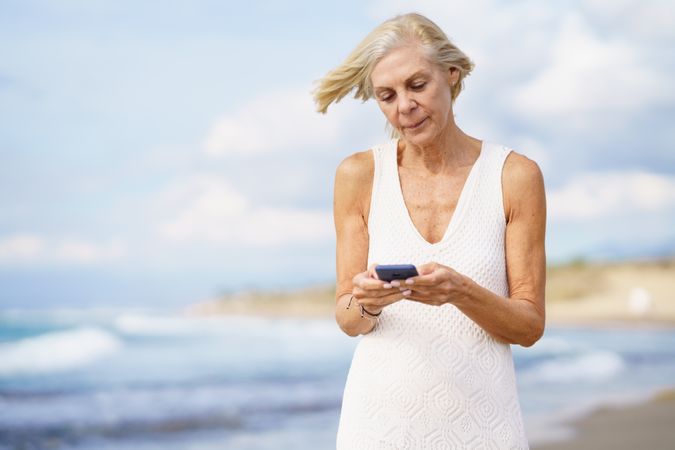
[398, 124, 480, 175]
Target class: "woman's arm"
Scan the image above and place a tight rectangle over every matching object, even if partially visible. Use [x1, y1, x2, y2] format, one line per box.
[333, 150, 408, 336]
[404, 152, 546, 347]
[333, 151, 378, 337]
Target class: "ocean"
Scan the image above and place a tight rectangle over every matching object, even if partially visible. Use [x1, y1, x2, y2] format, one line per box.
[1, 308, 674, 449]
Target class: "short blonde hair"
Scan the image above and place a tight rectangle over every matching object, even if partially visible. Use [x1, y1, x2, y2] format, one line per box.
[313, 13, 474, 114]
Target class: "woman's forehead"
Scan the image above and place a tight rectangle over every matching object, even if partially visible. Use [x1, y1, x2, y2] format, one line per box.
[371, 46, 436, 86]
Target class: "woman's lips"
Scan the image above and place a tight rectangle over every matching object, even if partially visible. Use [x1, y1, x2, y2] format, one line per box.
[404, 117, 427, 129]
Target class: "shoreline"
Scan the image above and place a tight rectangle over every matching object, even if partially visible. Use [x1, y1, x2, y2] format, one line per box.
[183, 305, 675, 330]
[544, 318, 675, 330]
[183, 304, 675, 330]
[531, 388, 675, 450]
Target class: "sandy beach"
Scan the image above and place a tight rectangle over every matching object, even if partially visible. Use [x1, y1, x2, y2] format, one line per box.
[544, 259, 675, 327]
[532, 389, 675, 450]
[184, 259, 675, 449]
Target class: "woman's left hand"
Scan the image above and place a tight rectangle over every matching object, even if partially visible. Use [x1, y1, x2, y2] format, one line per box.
[399, 262, 472, 306]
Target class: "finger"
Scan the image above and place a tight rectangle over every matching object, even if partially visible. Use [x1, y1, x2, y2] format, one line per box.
[354, 269, 389, 289]
[405, 294, 443, 306]
[358, 277, 391, 291]
[388, 288, 412, 298]
[358, 285, 408, 299]
[401, 262, 441, 286]
[401, 286, 433, 296]
[354, 285, 400, 302]
[359, 290, 407, 309]
[404, 271, 440, 287]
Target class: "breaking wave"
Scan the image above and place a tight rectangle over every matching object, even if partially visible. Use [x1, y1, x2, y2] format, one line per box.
[0, 327, 122, 376]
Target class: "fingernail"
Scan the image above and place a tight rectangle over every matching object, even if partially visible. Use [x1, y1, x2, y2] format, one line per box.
[391, 280, 400, 287]
[405, 279, 414, 285]
[403, 290, 412, 296]
[383, 283, 392, 289]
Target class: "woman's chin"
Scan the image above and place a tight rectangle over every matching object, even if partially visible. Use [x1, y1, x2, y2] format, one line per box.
[402, 128, 436, 146]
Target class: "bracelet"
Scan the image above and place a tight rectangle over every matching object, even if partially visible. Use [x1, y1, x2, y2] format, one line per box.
[359, 304, 382, 320]
[345, 295, 381, 321]
[336, 289, 353, 301]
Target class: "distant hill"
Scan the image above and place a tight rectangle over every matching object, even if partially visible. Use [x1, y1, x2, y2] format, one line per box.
[186, 259, 675, 326]
[583, 239, 675, 262]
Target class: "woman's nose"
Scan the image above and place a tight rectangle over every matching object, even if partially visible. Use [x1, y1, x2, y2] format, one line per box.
[397, 93, 417, 114]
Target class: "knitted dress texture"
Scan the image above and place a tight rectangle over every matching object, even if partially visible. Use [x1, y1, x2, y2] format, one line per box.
[335, 139, 529, 449]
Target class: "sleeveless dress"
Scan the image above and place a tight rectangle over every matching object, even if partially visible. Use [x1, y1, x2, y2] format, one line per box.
[335, 139, 529, 449]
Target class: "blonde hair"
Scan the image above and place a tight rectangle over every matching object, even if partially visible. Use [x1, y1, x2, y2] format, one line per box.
[313, 13, 474, 114]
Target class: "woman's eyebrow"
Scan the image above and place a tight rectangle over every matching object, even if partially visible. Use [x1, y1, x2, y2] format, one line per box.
[373, 70, 429, 93]
[405, 70, 429, 82]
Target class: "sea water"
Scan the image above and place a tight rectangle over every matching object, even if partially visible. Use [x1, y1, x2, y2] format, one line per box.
[1, 308, 674, 449]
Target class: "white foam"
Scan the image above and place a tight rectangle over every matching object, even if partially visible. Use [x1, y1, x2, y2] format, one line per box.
[114, 312, 279, 336]
[0, 327, 122, 376]
[114, 314, 208, 336]
[522, 350, 625, 383]
[113, 312, 341, 339]
[513, 336, 574, 357]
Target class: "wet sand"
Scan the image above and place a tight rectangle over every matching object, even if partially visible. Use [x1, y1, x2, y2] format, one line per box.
[532, 390, 675, 450]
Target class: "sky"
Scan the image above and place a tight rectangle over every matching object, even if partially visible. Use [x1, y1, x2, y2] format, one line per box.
[1, 0, 674, 309]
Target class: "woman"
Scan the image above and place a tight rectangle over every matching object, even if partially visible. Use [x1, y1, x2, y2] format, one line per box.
[314, 13, 545, 449]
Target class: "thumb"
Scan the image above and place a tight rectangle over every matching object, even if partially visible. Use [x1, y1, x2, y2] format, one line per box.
[416, 262, 437, 275]
[368, 263, 380, 279]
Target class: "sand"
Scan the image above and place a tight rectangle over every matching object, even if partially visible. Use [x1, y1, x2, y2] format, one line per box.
[544, 259, 675, 326]
[183, 260, 675, 448]
[532, 389, 675, 450]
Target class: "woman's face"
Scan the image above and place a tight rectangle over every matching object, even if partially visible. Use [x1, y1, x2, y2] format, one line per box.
[370, 44, 459, 146]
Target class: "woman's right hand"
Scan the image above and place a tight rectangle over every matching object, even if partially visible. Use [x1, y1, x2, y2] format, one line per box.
[352, 263, 412, 314]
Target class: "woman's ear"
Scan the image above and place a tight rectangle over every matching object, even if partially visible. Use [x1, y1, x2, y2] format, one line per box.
[448, 67, 460, 86]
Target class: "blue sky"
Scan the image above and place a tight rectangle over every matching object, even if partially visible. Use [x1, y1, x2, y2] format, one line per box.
[1, 0, 674, 308]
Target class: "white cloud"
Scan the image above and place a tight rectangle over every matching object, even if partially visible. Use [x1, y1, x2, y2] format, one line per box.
[584, 0, 675, 41]
[203, 87, 350, 156]
[548, 170, 675, 221]
[0, 233, 127, 266]
[365, 1, 674, 138]
[157, 175, 333, 246]
[510, 13, 674, 120]
[0, 234, 43, 260]
[366, 0, 558, 69]
[52, 239, 127, 264]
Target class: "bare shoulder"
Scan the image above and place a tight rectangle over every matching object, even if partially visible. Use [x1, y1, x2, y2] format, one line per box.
[503, 151, 544, 190]
[334, 148, 375, 219]
[502, 150, 546, 221]
[335, 148, 374, 186]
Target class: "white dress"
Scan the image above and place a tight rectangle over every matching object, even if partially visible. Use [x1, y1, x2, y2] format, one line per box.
[336, 139, 529, 449]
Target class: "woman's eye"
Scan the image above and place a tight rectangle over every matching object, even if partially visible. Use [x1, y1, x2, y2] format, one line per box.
[411, 82, 426, 90]
[380, 94, 394, 102]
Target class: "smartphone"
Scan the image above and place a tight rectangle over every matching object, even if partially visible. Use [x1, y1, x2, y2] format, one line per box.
[375, 264, 419, 282]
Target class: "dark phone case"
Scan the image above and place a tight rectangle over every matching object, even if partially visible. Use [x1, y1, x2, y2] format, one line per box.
[375, 264, 419, 282]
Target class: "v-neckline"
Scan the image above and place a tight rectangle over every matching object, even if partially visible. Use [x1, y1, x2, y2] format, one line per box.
[392, 139, 486, 247]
